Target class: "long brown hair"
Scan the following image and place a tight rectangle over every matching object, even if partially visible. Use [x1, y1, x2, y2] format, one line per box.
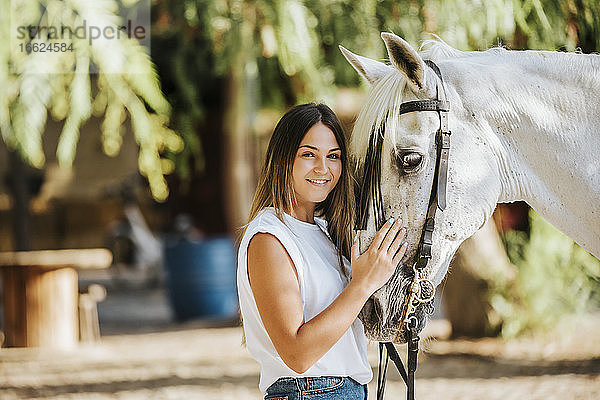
[246, 103, 355, 272]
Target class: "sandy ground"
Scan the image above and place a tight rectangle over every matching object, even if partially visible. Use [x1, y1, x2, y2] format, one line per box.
[1, 288, 599, 400]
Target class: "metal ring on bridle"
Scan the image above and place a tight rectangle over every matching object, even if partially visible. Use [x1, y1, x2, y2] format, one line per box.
[406, 315, 418, 329]
[414, 279, 435, 303]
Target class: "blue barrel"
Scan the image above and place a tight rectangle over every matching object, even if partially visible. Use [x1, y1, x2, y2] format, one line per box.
[163, 236, 238, 322]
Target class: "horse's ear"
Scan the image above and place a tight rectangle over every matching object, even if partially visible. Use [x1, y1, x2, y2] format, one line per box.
[381, 32, 426, 91]
[339, 45, 392, 85]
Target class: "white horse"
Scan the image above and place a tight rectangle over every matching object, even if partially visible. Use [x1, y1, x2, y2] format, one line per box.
[341, 32, 600, 342]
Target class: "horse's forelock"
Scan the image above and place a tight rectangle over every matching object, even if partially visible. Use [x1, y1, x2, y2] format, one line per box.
[351, 71, 409, 167]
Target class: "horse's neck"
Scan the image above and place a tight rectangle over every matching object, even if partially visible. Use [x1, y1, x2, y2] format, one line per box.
[450, 51, 600, 257]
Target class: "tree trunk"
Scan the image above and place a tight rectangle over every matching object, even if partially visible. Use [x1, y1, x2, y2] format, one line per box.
[8, 151, 31, 251]
[442, 218, 516, 337]
[222, 56, 256, 235]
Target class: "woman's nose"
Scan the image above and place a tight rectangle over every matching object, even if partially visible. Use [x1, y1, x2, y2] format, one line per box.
[313, 156, 328, 173]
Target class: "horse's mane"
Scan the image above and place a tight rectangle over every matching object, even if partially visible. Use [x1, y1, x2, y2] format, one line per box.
[419, 36, 509, 61]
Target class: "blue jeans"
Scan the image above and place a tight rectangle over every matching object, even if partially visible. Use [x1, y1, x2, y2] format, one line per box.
[264, 376, 368, 400]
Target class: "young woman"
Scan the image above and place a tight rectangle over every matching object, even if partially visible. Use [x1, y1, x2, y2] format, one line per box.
[237, 103, 408, 399]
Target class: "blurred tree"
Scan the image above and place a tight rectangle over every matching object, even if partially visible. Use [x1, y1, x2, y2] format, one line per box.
[492, 211, 600, 338]
[151, 0, 600, 233]
[1, 0, 182, 204]
[4, 1, 598, 231]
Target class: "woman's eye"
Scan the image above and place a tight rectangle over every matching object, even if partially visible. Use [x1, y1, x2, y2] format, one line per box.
[397, 152, 423, 172]
[328, 153, 340, 160]
[301, 152, 314, 158]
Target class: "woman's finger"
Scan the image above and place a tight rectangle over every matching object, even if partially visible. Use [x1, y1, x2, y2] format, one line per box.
[392, 241, 409, 265]
[388, 227, 407, 255]
[371, 217, 395, 250]
[380, 219, 401, 252]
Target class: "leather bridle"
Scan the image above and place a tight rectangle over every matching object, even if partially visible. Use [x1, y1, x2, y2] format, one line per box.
[354, 60, 451, 400]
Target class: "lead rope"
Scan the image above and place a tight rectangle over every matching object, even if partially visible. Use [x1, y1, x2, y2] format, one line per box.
[374, 60, 451, 400]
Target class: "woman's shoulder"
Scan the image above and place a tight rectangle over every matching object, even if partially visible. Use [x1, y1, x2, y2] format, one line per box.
[243, 208, 292, 242]
[242, 208, 304, 273]
[247, 207, 285, 230]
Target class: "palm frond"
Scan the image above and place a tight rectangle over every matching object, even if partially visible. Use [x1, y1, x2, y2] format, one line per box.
[122, 39, 171, 115]
[57, 51, 92, 167]
[1, 0, 178, 200]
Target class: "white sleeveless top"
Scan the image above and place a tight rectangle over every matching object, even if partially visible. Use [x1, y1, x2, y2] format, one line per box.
[237, 208, 372, 394]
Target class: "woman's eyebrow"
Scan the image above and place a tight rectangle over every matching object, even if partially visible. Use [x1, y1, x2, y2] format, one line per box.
[298, 145, 341, 152]
[298, 144, 319, 150]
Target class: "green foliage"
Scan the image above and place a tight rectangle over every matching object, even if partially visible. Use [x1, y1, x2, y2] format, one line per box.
[509, 0, 600, 52]
[491, 210, 600, 338]
[153, 0, 600, 178]
[1, 0, 181, 201]
[5, 1, 596, 198]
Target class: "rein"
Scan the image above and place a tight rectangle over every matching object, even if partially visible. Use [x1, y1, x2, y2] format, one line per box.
[354, 60, 451, 400]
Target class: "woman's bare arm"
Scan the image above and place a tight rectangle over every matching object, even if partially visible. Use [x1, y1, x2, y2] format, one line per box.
[247, 218, 407, 373]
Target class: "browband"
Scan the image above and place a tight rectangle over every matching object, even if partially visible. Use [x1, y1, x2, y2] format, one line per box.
[399, 99, 449, 115]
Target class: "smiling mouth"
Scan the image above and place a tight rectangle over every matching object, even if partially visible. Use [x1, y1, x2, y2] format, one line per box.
[306, 178, 330, 185]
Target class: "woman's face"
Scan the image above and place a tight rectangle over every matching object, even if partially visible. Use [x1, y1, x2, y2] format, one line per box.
[291, 122, 342, 211]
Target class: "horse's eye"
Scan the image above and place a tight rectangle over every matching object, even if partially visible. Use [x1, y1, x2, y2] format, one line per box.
[398, 152, 423, 172]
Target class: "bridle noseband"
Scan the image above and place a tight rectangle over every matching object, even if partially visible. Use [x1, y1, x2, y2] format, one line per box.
[354, 60, 452, 400]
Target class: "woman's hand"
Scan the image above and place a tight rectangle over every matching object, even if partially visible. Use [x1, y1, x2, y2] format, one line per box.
[350, 218, 408, 296]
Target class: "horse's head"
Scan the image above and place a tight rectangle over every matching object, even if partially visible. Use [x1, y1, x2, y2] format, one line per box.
[342, 33, 501, 342]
